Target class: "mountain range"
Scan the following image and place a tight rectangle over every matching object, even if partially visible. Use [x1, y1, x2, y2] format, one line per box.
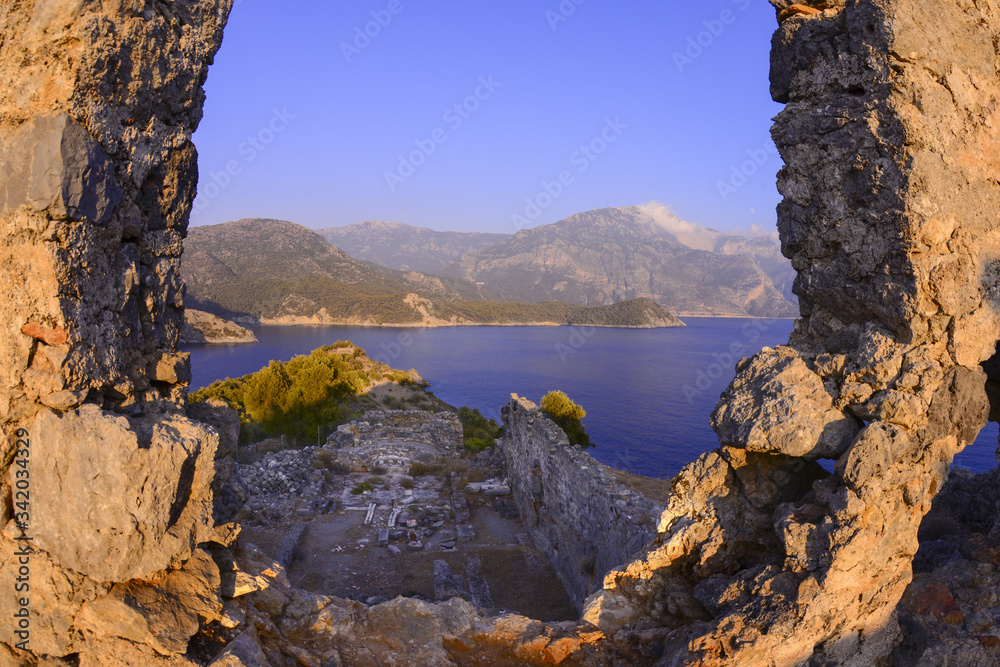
[440, 205, 797, 318]
[318, 220, 509, 274]
[181, 219, 684, 328]
[182, 205, 797, 326]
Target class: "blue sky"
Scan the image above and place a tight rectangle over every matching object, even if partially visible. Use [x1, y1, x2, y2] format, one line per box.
[191, 0, 784, 235]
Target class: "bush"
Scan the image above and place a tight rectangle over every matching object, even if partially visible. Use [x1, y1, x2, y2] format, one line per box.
[408, 462, 437, 477]
[540, 390, 592, 448]
[400, 477, 415, 489]
[350, 481, 373, 495]
[540, 391, 586, 421]
[369, 465, 388, 475]
[457, 406, 502, 452]
[366, 476, 384, 486]
[190, 343, 380, 446]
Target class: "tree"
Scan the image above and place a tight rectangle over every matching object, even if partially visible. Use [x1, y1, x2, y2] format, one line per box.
[540, 391, 592, 447]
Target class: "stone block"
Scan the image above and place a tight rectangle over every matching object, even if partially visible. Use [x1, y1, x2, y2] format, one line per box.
[149, 351, 192, 384]
[0, 112, 123, 223]
[28, 406, 218, 583]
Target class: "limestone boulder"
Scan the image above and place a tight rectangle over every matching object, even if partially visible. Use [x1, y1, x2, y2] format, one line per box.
[75, 549, 222, 655]
[208, 627, 272, 667]
[0, 112, 123, 223]
[28, 406, 218, 583]
[711, 346, 860, 459]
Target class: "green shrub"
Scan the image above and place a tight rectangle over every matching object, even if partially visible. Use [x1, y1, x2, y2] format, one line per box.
[190, 343, 385, 446]
[400, 477, 415, 489]
[457, 406, 502, 452]
[540, 390, 592, 448]
[350, 481, 373, 495]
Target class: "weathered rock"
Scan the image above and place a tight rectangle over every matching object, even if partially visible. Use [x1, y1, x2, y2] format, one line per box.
[0, 0, 232, 662]
[29, 406, 218, 583]
[0, 112, 123, 223]
[433, 560, 466, 601]
[208, 626, 271, 667]
[711, 345, 860, 458]
[75, 549, 222, 655]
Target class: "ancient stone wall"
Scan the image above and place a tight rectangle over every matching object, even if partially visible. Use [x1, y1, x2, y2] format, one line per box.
[328, 409, 463, 453]
[0, 2, 235, 663]
[500, 395, 658, 610]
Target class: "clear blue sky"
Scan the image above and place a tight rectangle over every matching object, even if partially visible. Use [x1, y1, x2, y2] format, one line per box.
[191, 0, 784, 235]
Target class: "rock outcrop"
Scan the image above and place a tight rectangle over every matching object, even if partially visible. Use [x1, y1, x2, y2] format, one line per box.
[576, 1, 1000, 664]
[0, 1, 234, 663]
[180, 309, 258, 345]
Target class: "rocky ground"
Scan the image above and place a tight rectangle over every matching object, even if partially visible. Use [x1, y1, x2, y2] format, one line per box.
[235, 440, 577, 624]
[892, 465, 1000, 666]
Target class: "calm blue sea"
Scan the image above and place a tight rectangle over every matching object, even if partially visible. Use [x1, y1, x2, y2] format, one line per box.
[183, 318, 998, 479]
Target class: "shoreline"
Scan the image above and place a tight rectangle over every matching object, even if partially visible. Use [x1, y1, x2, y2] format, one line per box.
[183, 314, 798, 344]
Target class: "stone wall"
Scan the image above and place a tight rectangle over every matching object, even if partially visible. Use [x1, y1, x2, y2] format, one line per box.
[0, 2, 236, 663]
[329, 409, 462, 450]
[499, 395, 658, 610]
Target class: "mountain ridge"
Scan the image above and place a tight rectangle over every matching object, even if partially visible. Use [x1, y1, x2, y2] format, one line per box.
[181, 218, 685, 328]
[318, 220, 510, 274]
[441, 205, 798, 318]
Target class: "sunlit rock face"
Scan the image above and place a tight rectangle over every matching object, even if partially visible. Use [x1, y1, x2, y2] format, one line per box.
[584, 1, 1000, 664]
[0, 1, 234, 663]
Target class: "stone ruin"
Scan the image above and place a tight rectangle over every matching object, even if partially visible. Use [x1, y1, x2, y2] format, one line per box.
[1, 0, 999, 665]
[326, 410, 463, 471]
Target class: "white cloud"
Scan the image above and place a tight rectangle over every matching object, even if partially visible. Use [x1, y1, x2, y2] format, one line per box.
[635, 201, 700, 236]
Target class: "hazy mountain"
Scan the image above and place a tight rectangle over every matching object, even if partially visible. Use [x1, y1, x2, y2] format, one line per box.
[181, 219, 682, 328]
[318, 220, 511, 274]
[443, 205, 798, 318]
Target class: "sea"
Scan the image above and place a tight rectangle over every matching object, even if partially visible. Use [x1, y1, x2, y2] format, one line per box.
[183, 318, 998, 480]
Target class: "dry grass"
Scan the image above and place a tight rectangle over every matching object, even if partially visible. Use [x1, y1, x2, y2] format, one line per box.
[610, 468, 672, 504]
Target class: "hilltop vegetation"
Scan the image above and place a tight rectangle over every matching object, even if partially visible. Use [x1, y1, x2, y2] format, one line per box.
[189, 341, 505, 455]
[189, 342, 426, 445]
